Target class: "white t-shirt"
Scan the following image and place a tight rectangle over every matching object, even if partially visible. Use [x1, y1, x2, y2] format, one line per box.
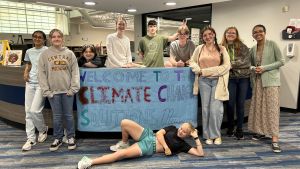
[105, 32, 132, 68]
[24, 46, 48, 84]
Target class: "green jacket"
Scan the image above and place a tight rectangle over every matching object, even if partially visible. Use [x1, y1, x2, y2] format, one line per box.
[250, 40, 285, 87]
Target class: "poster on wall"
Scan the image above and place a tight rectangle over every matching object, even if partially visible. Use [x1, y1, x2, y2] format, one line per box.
[76, 67, 198, 132]
[5, 50, 22, 66]
[191, 28, 200, 45]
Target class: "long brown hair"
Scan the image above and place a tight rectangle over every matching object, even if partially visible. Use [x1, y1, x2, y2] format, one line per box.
[221, 26, 242, 55]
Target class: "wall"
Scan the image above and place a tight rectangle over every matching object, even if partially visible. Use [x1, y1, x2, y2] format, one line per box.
[66, 23, 135, 46]
[212, 0, 300, 109]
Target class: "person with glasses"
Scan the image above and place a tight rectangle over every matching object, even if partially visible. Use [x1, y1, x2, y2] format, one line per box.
[38, 28, 80, 151]
[105, 16, 134, 68]
[190, 26, 230, 145]
[77, 119, 204, 169]
[165, 25, 195, 67]
[22, 30, 48, 151]
[138, 20, 186, 67]
[77, 44, 105, 68]
[221, 27, 251, 139]
[248, 24, 285, 153]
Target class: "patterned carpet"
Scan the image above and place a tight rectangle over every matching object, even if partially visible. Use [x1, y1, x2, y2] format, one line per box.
[0, 112, 299, 169]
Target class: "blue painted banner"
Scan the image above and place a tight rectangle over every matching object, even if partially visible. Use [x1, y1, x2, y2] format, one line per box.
[76, 67, 198, 131]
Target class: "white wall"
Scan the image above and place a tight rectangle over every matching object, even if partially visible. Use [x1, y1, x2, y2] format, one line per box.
[66, 23, 135, 46]
[212, 0, 300, 109]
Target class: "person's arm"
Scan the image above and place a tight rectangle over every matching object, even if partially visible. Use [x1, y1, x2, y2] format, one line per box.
[231, 43, 251, 69]
[187, 129, 204, 157]
[260, 41, 285, 73]
[126, 39, 132, 64]
[67, 52, 80, 96]
[38, 52, 53, 98]
[24, 62, 31, 82]
[189, 45, 202, 74]
[156, 129, 172, 156]
[138, 39, 145, 59]
[89, 56, 104, 68]
[169, 42, 184, 67]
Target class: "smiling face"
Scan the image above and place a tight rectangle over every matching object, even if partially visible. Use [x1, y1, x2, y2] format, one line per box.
[225, 28, 237, 43]
[252, 26, 266, 42]
[177, 123, 192, 138]
[49, 29, 64, 48]
[32, 32, 45, 48]
[202, 29, 215, 44]
[83, 47, 95, 61]
[116, 19, 126, 32]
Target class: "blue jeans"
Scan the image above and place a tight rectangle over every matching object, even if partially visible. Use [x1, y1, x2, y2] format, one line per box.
[48, 94, 75, 140]
[25, 82, 47, 142]
[226, 78, 249, 130]
[199, 77, 224, 139]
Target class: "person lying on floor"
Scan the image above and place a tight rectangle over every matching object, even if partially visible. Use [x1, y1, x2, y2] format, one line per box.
[78, 119, 204, 169]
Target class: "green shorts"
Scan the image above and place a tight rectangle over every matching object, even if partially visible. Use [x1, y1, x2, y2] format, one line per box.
[137, 128, 156, 156]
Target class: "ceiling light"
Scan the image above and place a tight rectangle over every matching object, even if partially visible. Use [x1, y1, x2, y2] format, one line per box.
[164, 2, 176, 6]
[84, 1, 96, 6]
[203, 20, 210, 23]
[128, 8, 137, 12]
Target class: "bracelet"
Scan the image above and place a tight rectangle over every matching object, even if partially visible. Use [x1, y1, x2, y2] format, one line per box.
[196, 144, 202, 146]
[194, 137, 199, 140]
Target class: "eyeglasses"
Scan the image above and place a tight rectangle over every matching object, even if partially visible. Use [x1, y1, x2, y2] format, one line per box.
[179, 33, 188, 36]
[33, 36, 44, 39]
[226, 32, 236, 35]
[252, 30, 264, 35]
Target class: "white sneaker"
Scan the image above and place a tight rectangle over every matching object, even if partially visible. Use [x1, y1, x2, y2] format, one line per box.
[78, 156, 92, 169]
[205, 139, 213, 145]
[49, 139, 62, 151]
[38, 126, 48, 143]
[68, 137, 76, 150]
[110, 141, 130, 151]
[22, 140, 36, 151]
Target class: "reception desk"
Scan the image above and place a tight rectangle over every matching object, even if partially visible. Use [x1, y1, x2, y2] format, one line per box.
[0, 66, 198, 131]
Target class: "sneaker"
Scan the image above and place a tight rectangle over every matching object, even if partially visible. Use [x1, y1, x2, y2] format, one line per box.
[78, 156, 92, 169]
[68, 137, 76, 150]
[22, 140, 36, 151]
[110, 141, 130, 151]
[38, 126, 48, 143]
[271, 142, 282, 153]
[234, 129, 244, 140]
[205, 139, 213, 145]
[226, 128, 234, 137]
[252, 134, 265, 141]
[49, 139, 62, 151]
[214, 137, 222, 145]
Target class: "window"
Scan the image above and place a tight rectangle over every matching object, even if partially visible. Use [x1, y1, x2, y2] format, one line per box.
[0, 1, 56, 34]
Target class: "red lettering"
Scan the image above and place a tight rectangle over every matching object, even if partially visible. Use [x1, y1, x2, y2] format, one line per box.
[144, 86, 151, 102]
[78, 86, 88, 105]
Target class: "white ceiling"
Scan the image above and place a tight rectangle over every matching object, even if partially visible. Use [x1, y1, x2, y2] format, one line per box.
[21, 0, 231, 14]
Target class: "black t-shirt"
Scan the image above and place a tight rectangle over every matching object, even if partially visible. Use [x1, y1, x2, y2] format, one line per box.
[77, 56, 105, 68]
[163, 125, 192, 154]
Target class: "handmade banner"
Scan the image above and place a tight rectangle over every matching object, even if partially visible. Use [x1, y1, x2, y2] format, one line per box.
[76, 67, 198, 131]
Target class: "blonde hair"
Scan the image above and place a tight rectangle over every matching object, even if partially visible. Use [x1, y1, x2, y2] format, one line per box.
[49, 28, 64, 38]
[184, 122, 195, 134]
[177, 26, 190, 35]
[221, 26, 242, 55]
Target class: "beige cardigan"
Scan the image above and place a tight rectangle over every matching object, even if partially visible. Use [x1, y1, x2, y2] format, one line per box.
[189, 44, 231, 101]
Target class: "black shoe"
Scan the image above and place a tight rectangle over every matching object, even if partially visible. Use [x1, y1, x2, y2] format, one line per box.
[234, 129, 244, 140]
[226, 128, 234, 137]
[271, 142, 282, 153]
[49, 139, 62, 151]
[252, 134, 265, 141]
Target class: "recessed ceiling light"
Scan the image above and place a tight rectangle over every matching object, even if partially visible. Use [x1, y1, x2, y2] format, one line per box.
[128, 8, 137, 12]
[164, 2, 176, 6]
[203, 20, 210, 23]
[84, 1, 96, 6]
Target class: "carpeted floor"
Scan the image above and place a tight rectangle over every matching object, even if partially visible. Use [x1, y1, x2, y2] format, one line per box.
[0, 112, 299, 169]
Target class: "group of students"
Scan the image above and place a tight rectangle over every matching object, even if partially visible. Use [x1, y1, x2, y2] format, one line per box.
[21, 16, 284, 169]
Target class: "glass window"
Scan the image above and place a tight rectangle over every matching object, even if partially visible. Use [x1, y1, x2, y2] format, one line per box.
[0, 0, 57, 34]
